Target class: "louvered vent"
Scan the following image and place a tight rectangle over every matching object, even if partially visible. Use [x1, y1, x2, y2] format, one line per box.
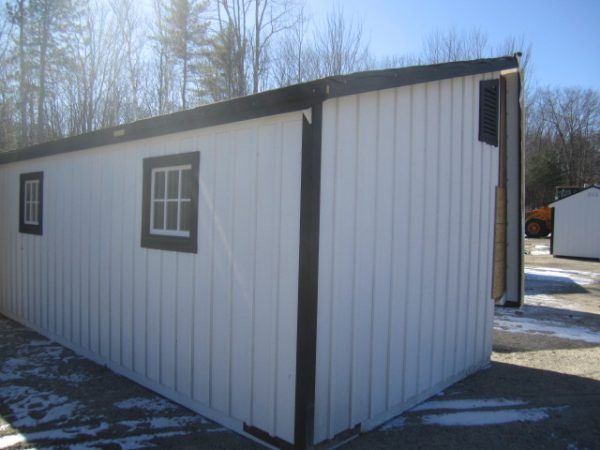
[479, 79, 499, 146]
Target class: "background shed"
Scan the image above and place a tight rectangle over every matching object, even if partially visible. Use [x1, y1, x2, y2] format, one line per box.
[550, 185, 600, 260]
[0, 56, 523, 449]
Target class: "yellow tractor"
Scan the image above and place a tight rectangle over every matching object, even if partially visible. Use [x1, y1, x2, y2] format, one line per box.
[525, 206, 552, 237]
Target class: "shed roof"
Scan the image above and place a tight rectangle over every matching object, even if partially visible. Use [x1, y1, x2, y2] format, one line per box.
[549, 185, 600, 206]
[0, 55, 519, 165]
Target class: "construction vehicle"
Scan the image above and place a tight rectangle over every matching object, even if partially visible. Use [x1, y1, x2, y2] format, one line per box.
[525, 186, 585, 238]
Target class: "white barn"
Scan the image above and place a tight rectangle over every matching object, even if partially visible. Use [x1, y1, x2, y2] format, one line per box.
[0, 56, 523, 449]
[550, 185, 600, 260]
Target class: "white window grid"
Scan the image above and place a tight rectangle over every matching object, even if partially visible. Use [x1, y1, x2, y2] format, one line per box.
[150, 164, 192, 238]
[24, 179, 40, 225]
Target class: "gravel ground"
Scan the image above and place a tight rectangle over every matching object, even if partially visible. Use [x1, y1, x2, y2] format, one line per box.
[1, 238, 599, 449]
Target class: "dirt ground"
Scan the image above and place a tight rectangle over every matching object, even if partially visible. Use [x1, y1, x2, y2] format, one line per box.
[1, 238, 599, 449]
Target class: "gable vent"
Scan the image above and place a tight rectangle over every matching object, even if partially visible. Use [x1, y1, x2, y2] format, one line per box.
[479, 79, 499, 146]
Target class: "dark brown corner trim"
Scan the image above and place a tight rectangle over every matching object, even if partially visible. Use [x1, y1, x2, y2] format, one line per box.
[294, 104, 322, 449]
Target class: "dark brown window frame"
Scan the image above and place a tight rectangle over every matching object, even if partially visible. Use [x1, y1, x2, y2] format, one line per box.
[19, 171, 44, 235]
[141, 151, 200, 253]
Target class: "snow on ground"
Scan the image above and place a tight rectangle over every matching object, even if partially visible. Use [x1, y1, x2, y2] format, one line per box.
[0, 424, 109, 449]
[530, 245, 551, 256]
[494, 313, 600, 344]
[115, 397, 179, 413]
[411, 398, 527, 412]
[421, 407, 560, 426]
[380, 398, 565, 430]
[494, 266, 600, 343]
[0, 385, 82, 428]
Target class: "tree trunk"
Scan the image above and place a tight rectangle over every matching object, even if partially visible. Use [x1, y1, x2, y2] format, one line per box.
[36, 2, 51, 142]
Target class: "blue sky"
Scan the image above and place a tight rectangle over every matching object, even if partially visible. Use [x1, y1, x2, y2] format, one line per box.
[304, 0, 600, 90]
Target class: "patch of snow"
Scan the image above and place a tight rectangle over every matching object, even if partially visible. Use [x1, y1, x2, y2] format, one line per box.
[380, 416, 406, 431]
[530, 245, 550, 256]
[524, 294, 581, 311]
[493, 316, 600, 344]
[0, 358, 28, 381]
[421, 407, 553, 426]
[0, 423, 108, 448]
[411, 398, 527, 412]
[119, 415, 207, 431]
[59, 372, 90, 384]
[114, 397, 178, 412]
[0, 386, 82, 428]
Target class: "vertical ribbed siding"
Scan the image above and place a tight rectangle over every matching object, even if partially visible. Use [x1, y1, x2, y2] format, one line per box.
[0, 112, 303, 444]
[553, 190, 600, 259]
[315, 74, 500, 443]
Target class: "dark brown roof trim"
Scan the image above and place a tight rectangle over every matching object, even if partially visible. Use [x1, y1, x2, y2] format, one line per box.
[0, 56, 518, 165]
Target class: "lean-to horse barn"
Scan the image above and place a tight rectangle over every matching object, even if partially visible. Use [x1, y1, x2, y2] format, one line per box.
[0, 56, 523, 448]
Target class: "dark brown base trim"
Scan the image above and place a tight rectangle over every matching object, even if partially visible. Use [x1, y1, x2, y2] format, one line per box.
[243, 423, 295, 450]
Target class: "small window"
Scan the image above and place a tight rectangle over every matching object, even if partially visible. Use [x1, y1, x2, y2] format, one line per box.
[479, 79, 500, 147]
[19, 172, 44, 235]
[141, 152, 199, 253]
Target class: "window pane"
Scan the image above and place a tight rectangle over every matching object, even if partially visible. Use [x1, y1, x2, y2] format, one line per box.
[25, 202, 30, 222]
[167, 170, 179, 199]
[166, 201, 178, 230]
[153, 201, 165, 229]
[25, 182, 30, 202]
[32, 203, 37, 223]
[180, 201, 191, 232]
[154, 171, 165, 199]
[181, 169, 193, 199]
[32, 182, 38, 202]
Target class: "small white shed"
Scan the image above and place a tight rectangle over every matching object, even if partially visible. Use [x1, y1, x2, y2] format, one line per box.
[0, 56, 523, 448]
[550, 185, 600, 260]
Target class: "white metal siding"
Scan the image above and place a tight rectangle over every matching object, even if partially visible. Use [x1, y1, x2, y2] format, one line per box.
[314, 74, 500, 442]
[0, 112, 303, 443]
[553, 189, 600, 259]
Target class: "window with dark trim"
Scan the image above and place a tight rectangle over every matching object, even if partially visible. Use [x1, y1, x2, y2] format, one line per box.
[141, 152, 199, 253]
[478, 79, 500, 146]
[19, 171, 44, 235]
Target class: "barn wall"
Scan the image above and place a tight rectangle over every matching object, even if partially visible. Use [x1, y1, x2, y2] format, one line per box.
[0, 111, 303, 443]
[314, 73, 500, 442]
[553, 189, 600, 259]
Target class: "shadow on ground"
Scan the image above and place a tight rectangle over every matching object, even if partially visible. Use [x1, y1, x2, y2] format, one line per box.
[525, 271, 589, 295]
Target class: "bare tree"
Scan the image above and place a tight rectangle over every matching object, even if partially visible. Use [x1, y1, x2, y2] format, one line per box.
[271, 6, 309, 86]
[110, 0, 146, 121]
[421, 28, 488, 63]
[526, 87, 600, 207]
[249, 0, 297, 93]
[311, 6, 372, 77]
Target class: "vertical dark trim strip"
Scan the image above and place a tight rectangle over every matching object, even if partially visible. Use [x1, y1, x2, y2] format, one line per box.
[294, 104, 322, 449]
[517, 68, 525, 306]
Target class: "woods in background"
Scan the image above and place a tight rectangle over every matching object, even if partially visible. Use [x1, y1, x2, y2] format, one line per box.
[0, 0, 598, 207]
